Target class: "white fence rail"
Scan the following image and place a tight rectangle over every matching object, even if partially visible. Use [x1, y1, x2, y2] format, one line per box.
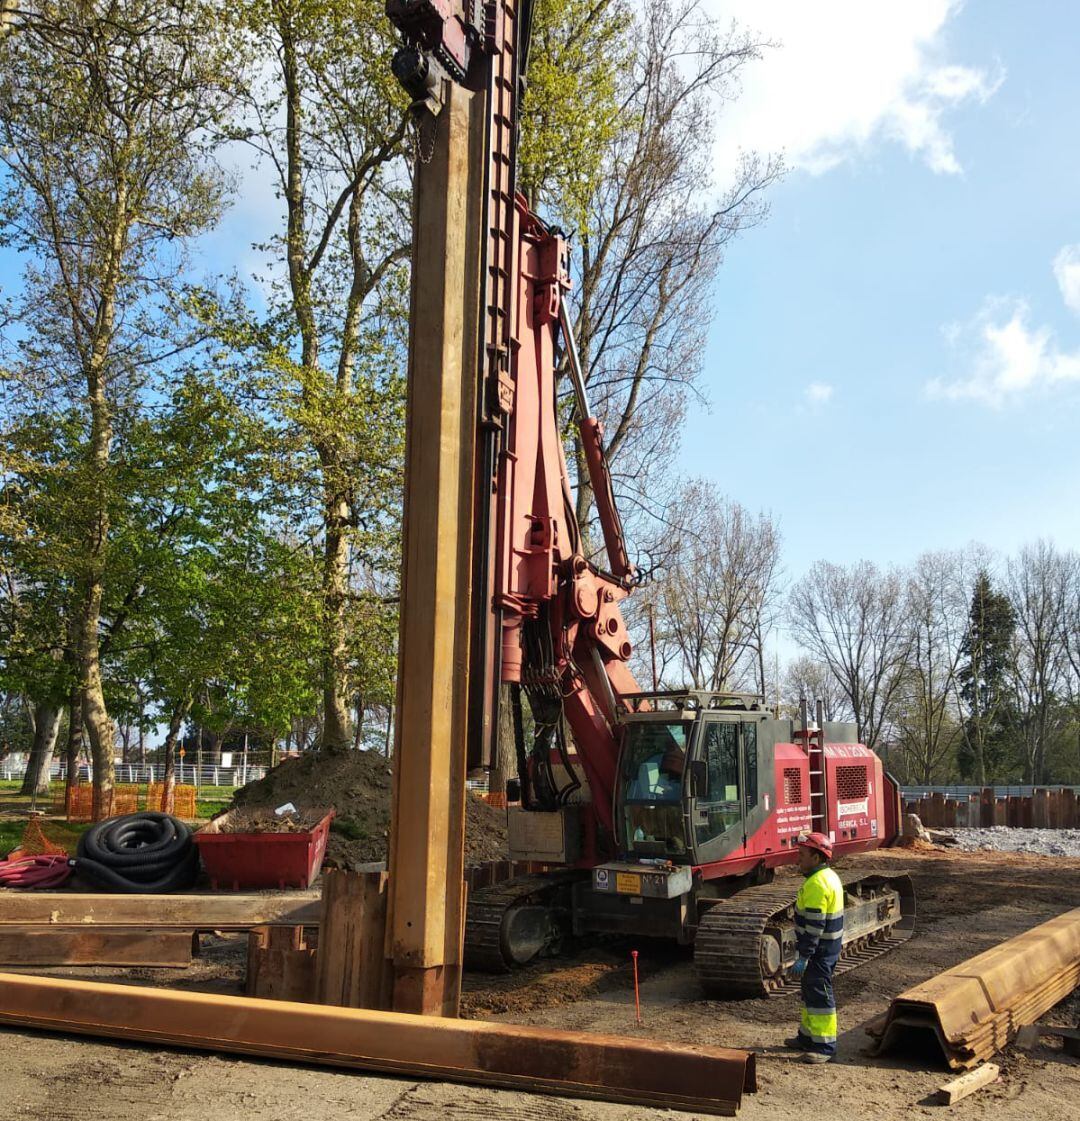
[0, 761, 267, 787]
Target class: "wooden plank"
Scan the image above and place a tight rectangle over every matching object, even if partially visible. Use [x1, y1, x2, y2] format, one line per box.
[386, 82, 486, 1017]
[315, 870, 391, 1009]
[0, 892, 321, 930]
[0, 971, 756, 1115]
[934, 1063, 999, 1105]
[0, 927, 194, 967]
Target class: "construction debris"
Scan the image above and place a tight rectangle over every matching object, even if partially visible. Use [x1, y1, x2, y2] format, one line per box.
[0, 971, 757, 1115]
[1014, 1021, 1080, 1056]
[867, 905, 1080, 1068]
[949, 827, 1080, 857]
[934, 1063, 999, 1105]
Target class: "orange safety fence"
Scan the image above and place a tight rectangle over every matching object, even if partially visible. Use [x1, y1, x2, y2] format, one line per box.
[7, 815, 69, 860]
[48, 781, 199, 822]
[65, 785, 95, 822]
[146, 782, 197, 820]
[113, 784, 140, 816]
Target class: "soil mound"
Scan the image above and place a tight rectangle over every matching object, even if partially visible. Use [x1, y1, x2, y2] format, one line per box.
[231, 750, 508, 869]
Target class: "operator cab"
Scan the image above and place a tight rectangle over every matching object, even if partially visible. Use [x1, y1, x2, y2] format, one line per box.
[615, 691, 770, 866]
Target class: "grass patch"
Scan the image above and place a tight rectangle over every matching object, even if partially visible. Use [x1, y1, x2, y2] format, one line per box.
[330, 816, 369, 841]
[0, 817, 90, 858]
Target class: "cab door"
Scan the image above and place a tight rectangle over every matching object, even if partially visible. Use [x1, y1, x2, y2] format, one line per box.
[690, 718, 746, 865]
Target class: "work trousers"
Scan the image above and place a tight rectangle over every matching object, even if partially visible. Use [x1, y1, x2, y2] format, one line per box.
[796, 951, 839, 1057]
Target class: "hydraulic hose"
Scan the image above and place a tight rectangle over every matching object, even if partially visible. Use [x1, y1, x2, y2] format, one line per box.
[74, 812, 199, 893]
[0, 854, 73, 889]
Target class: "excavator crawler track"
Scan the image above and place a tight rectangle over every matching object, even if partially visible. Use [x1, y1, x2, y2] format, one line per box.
[694, 871, 915, 999]
[464, 873, 582, 973]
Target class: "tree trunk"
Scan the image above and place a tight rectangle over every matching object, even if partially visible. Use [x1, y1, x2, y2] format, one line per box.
[64, 686, 84, 814]
[20, 702, 60, 797]
[79, 583, 115, 820]
[320, 492, 352, 752]
[489, 685, 512, 796]
[161, 698, 191, 815]
[353, 695, 364, 750]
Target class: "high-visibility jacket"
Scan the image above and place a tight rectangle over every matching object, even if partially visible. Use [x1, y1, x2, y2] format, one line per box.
[795, 865, 844, 961]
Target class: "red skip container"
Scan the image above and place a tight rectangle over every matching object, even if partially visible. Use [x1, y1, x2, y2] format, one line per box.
[193, 808, 335, 891]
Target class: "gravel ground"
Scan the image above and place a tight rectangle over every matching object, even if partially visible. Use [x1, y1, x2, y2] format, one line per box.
[4, 847, 1080, 1121]
[948, 826, 1080, 856]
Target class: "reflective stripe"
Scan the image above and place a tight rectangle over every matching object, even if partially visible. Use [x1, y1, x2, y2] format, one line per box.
[804, 1006, 835, 1017]
[801, 1007, 838, 1044]
[797, 867, 845, 917]
[796, 867, 844, 958]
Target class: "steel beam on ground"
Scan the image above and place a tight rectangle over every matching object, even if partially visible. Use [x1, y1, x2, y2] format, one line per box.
[387, 81, 486, 1017]
[868, 906, 1080, 1068]
[0, 973, 755, 1115]
[0, 892, 321, 930]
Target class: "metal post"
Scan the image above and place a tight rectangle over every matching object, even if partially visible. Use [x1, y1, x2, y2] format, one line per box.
[386, 83, 485, 1017]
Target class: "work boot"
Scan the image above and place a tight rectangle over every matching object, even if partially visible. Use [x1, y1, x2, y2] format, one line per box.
[783, 1036, 809, 1051]
[801, 1051, 834, 1064]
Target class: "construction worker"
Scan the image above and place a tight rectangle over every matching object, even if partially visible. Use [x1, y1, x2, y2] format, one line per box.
[786, 831, 844, 1063]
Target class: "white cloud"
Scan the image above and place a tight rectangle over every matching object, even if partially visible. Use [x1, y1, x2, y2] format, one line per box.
[1053, 244, 1080, 315]
[805, 381, 835, 404]
[712, 1, 1002, 177]
[927, 298, 1080, 408]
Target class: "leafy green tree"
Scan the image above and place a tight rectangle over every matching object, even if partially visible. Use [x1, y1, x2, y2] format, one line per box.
[957, 570, 1017, 783]
[216, 0, 410, 752]
[0, 0, 239, 814]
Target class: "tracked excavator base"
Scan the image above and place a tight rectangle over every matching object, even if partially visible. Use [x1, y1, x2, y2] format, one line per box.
[465, 872, 583, 972]
[694, 872, 916, 998]
[466, 869, 915, 996]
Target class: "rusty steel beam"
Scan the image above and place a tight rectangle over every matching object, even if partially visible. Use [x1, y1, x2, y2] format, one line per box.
[387, 81, 485, 1017]
[0, 892, 321, 930]
[0, 927, 195, 967]
[868, 906, 1080, 1068]
[0, 972, 755, 1114]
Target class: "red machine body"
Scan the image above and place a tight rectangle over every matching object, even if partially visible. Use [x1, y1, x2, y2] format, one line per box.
[388, 0, 912, 989]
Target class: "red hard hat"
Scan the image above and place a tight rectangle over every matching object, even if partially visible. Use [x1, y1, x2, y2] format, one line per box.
[798, 831, 833, 860]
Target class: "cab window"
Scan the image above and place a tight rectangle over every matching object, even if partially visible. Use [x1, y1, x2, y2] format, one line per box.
[695, 721, 741, 845]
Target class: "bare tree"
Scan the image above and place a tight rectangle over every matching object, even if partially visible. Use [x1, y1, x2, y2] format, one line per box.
[536, 0, 781, 558]
[787, 560, 911, 750]
[1007, 540, 1069, 784]
[651, 480, 781, 693]
[893, 549, 981, 784]
[781, 655, 850, 724]
[1057, 549, 1080, 714]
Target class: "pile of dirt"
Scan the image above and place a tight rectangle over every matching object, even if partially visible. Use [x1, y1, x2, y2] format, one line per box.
[231, 750, 508, 869]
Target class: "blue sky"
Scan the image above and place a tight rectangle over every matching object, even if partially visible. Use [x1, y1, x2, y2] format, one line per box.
[3, 1, 1075, 592]
[684, 0, 1080, 583]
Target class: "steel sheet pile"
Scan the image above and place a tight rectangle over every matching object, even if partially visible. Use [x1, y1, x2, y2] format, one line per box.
[867, 906, 1080, 1069]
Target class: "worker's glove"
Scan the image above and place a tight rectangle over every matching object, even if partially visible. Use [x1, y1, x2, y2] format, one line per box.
[790, 957, 808, 978]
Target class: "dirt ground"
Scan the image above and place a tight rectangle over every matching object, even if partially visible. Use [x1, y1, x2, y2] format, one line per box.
[3, 846, 1080, 1121]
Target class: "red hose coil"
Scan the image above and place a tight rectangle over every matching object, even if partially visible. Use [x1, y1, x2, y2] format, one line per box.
[0, 854, 73, 889]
